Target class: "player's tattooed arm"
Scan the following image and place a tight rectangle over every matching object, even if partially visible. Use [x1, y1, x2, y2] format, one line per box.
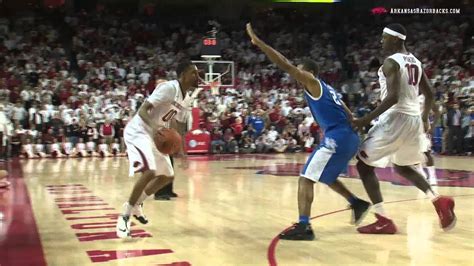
[352, 58, 400, 129]
[246, 23, 321, 98]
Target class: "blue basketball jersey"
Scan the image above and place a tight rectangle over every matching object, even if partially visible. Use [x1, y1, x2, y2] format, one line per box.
[301, 79, 359, 185]
[303, 79, 351, 134]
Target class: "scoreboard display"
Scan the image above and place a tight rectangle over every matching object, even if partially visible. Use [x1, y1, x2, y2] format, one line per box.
[201, 38, 221, 58]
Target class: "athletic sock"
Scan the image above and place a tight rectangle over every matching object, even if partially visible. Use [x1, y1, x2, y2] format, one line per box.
[122, 202, 133, 216]
[415, 164, 427, 179]
[299, 215, 310, 225]
[373, 202, 386, 217]
[137, 191, 149, 205]
[427, 166, 437, 180]
[425, 189, 439, 201]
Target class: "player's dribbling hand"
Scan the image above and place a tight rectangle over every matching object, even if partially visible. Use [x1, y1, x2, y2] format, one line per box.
[246, 23, 260, 46]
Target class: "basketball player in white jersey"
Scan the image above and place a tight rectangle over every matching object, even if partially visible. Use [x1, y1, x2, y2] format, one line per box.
[116, 61, 198, 238]
[416, 95, 439, 186]
[352, 24, 455, 234]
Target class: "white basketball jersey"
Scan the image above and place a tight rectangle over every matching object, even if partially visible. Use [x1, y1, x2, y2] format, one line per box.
[125, 80, 190, 136]
[378, 53, 422, 116]
[418, 94, 425, 113]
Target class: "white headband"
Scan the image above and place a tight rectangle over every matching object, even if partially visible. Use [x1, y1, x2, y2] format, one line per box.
[383, 27, 406, 40]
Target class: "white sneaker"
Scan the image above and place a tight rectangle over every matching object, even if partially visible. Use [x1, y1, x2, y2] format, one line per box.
[132, 203, 149, 224]
[116, 214, 131, 238]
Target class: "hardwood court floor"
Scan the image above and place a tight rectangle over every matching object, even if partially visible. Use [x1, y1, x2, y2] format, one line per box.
[1, 154, 473, 266]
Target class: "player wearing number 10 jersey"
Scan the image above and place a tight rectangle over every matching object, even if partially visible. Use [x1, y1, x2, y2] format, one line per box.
[247, 23, 370, 241]
[116, 60, 199, 238]
[353, 24, 456, 234]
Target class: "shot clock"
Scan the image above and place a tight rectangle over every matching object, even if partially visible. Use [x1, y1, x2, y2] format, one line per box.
[201, 37, 221, 58]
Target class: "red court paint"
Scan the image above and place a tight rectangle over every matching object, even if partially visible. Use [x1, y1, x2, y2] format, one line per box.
[155, 262, 192, 266]
[267, 194, 474, 266]
[0, 159, 47, 266]
[88, 249, 173, 262]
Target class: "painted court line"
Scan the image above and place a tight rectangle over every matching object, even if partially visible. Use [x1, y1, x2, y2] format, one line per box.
[267, 194, 474, 266]
[0, 159, 47, 266]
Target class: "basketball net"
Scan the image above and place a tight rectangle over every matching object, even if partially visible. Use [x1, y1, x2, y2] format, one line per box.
[210, 81, 220, 95]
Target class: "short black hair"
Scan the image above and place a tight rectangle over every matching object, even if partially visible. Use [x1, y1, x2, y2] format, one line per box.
[302, 58, 319, 76]
[386, 23, 407, 38]
[176, 60, 194, 77]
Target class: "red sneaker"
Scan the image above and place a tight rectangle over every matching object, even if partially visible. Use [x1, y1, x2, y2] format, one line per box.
[433, 196, 456, 231]
[357, 213, 398, 234]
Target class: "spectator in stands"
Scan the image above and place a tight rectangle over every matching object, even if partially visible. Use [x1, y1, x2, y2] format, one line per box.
[462, 107, 473, 154]
[249, 112, 265, 137]
[100, 119, 115, 145]
[223, 128, 238, 153]
[447, 103, 464, 154]
[210, 128, 225, 154]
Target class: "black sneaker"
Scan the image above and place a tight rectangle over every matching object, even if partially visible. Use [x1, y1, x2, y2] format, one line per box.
[350, 199, 371, 225]
[279, 223, 315, 241]
[132, 203, 148, 224]
[154, 194, 171, 201]
[169, 191, 178, 198]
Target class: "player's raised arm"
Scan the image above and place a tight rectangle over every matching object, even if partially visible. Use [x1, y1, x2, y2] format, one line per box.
[352, 58, 400, 129]
[246, 23, 321, 98]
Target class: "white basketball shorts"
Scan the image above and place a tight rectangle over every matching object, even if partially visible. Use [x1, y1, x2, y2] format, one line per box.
[420, 133, 432, 153]
[124, 125, 174, 177]
[358, 112, 424, 168]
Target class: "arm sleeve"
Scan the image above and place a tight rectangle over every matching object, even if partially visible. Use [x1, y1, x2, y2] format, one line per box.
[147, 83, 175, 107]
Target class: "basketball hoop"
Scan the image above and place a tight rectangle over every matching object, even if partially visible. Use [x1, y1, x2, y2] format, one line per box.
[210, 81, 220, 95]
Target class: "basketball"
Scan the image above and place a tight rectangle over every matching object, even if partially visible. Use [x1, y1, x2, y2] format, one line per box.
[0, 170, 7, 179]
[154, 128, 182, 155]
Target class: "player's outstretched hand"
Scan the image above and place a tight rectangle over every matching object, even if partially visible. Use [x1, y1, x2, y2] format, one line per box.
[351, 117, 371, 131]
[246, 23, 261, 46]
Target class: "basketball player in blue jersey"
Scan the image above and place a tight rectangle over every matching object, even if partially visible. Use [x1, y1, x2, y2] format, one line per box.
[247, 23, 370, 240]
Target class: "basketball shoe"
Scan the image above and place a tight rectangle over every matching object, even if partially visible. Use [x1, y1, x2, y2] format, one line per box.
[350, 199, 371, 225]
[116, 214, 131, 238]
[132, 203, 148, 224]
[279, 223, 315, 241]
[433, 196, 456, 231]
[357, 213, 397, 234]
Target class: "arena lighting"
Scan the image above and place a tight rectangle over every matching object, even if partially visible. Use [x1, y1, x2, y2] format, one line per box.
[273, 0, 341, 2]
